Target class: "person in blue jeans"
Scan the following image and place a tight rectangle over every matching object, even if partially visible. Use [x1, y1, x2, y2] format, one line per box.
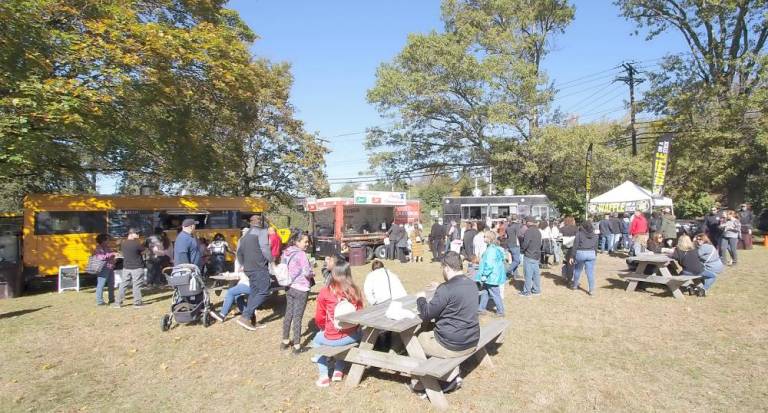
[210, 273, 250, 321]
[569, 221, 599, 296]
[519, 217, 542, 297]
[93, 234, 116, 305]
[475, 231, 507, 316]
[311, 262, 364, 387]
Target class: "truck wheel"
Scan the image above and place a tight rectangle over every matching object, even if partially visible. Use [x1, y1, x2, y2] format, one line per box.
[373, 245, 387, 260]
[365, 247, 375, 261]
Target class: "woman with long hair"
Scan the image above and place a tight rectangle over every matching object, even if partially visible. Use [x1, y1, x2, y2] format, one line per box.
[671, 235, 704, 276]
[693, 233, 724, 295]
[569, 220, 598, 296]
[93, 233, 116, 305]
[280, 231, 314, 354]
[475, 231, 506, 316]
[311, 262, 363, 387]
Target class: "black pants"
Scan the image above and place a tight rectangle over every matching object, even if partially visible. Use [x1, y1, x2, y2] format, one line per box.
[243, 267, 271, 320]
[430, 240, 444, 261]
[209, 254, 226, 275]
[386, 242, 396, 260]
[398, 246, 409, 263]
[282, 287, 309, 342]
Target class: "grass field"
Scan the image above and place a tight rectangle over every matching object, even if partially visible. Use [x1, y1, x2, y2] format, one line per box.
[1, 247, 767, 412]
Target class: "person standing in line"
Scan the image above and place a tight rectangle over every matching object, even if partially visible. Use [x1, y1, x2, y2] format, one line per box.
[475, 231, 506, 317]
[660, 208, 677, 247]
[619, 213, 630, 251]
[207, 233, 232, 275]
[385, 221, 396, 260]
[504, 215, 522, 279]
[94, 233, 116, 306]
[608, 213, 622, 253]
[462, 221, 478, 262]
[235, 214, 274, 331]
[173, 218, 201, 269]
[597, 215, 611, 253]
[115, 228, 145, 308]
[738, 203, 754, 249]
[629, 210, 649, 255]
[719, 210, 741, 266]
[649, 211, 662, 238]
[520, 217, 542, 297]
[409, 226, 425, 263]
[473, 223, 488, 262]
[396, 224, 410, 263]
[278, 231, 314, 354]
[703, 207, 722, 249]
[268, 226, 283, 263]
[539, 220, 554, 266]
[569, 221, 599, 296]
[429, 218, 446, 262]
[559, 216, 578, 284]
[311, 262, 363, 387]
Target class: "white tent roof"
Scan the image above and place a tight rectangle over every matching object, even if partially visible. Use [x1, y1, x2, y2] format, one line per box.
[590, 181, 673, 206]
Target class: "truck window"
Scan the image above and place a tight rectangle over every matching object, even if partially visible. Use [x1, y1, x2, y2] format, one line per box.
[34, 211, 107, 235]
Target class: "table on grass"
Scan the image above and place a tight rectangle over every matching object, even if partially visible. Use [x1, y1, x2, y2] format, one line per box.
[323, 293, 508, 410]
[622, 254, 700, 299]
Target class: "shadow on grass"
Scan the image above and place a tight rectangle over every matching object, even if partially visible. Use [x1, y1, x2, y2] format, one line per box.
[602, 277, 674, 298]
[541, 271, 570, 287]
[0, 305, 51, 320]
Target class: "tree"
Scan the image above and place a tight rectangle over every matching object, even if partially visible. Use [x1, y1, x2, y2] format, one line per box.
[615, 0, 768, 207]
[0, 0, 327, 209]
[365, 0, 574, 180]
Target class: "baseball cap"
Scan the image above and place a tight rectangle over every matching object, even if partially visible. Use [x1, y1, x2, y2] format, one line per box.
[182, 218, 198, 227]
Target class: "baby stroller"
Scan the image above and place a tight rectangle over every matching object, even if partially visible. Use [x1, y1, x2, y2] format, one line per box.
[160, 264, 212, 331]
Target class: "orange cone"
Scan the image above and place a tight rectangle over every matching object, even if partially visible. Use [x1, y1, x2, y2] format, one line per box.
[764, 235, 768, 247]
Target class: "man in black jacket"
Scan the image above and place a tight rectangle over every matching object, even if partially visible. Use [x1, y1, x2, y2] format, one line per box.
[608, 214, 622, 253]
[428, 219, 446, 262]
[520, 217, 542, 297]
[236, 215, 273, 331]
[461, 221, 477, 261]
[415, 251, 479, 390]
[598, 215, 611, 253]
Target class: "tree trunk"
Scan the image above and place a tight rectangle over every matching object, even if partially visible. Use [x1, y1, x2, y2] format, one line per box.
[725, 173, 747, 208]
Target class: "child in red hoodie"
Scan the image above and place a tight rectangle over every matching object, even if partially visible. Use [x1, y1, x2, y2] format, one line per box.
[311, 261, 363, 387]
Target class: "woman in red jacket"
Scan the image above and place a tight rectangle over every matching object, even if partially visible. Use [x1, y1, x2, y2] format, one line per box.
[311, 261, 363, 387]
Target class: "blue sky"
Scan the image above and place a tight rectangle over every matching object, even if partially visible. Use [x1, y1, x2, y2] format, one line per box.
[98, 1, 689, 194]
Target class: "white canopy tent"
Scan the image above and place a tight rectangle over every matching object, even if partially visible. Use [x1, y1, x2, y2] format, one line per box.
[588, 181, 673, 214]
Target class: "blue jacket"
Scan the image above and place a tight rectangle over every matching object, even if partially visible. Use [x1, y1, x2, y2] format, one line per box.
[475, 244, 507, 286]
[174, 231, 201, 269]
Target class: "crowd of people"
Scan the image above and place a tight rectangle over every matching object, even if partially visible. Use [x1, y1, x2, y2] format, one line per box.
[87, 203, 756, 389]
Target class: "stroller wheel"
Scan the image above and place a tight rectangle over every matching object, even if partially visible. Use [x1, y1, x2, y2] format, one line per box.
[202, 311, 212, 327]
[161, 314, 172, 332]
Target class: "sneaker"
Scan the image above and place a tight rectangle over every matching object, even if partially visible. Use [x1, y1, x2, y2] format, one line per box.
[442, 376, 463, 393]
[236, 316, 259, 331]
[280, 341, 291, 351]
[517, 292, 531, 298]
[209, 311, 225, 322]
[292, 345, 302, 355]
[315, 377, 331, 388]
[133, 303, 144, 309]
[531, 291, 541, 296]
[331, 371, 344, 382]
[587, 291, 595, 297]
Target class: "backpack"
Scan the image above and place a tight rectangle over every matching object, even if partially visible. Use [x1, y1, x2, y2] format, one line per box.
[273, 252, 298, 287]
[332, 297, 358, 330]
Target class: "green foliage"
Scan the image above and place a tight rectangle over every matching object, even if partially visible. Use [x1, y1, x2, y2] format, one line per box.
[366, 0, 574, 179]
[674, 192, 715, 220]
[615, 0, 768, 207]
[0, 0, 328, 210]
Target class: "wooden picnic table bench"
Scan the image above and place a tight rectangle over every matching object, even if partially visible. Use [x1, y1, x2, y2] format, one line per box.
[622, 254, 700, 299]
[325, 292, 509, 411]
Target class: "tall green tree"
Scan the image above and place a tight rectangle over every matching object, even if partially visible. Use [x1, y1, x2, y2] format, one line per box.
[615, 0, 768, 207]
[0, 0, 328, 209]
[365, 0, 574, 180]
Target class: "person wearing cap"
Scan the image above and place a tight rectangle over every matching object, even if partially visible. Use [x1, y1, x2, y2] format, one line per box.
[173, 218, 201, 269]
[115, 228, 145, 308]
[236, 214, 274, 331]
[660, 208, 677, 247]
[703, 207, 722, 248]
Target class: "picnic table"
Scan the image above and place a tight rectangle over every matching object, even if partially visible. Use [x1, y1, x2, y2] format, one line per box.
[208, 272, 285, 296]
[622, 254, 700, 299]
[321, 292, 508, 410]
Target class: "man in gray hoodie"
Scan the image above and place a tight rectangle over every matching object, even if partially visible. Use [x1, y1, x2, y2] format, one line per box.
[236, 214, 274, 331]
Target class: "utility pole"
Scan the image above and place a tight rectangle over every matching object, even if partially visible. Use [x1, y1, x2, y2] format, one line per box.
[615, 62, 644, 156]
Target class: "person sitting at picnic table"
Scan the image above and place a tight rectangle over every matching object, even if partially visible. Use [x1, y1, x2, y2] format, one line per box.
[280, 230, 314, 354]
[207, 233, 232, 275]
[475, 231, 506, 317]
[646, 232, 665, 254]
[415, 251, 480, 388]
[312, 262, 363, 388]
[693, 233, 724, 296]
[209, 272, 250, 322]
[321, 253, 346, 286]
[670, 235, 704, 277]
[363, 260, 407, 306]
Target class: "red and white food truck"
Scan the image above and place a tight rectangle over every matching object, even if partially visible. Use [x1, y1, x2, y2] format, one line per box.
[306, 191, 420, 259]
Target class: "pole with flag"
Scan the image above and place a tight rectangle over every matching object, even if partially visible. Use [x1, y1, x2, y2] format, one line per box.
[585, 143, 593, 221]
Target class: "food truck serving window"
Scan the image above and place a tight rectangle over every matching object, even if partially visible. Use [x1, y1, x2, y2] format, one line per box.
[35, 211, 107, 235]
